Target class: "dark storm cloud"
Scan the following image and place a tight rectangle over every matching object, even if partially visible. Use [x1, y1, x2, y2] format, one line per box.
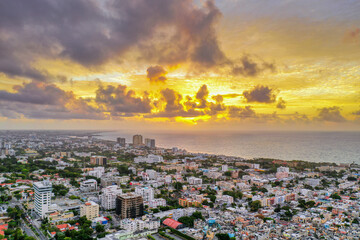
[95, 85, 152, 115]
[0, 81, 106, 119]
[276, 97, 286, 109]
[243, 85, 277, 103]
[146, 66, 167, 83]
[196, 85, 209, 108]
[0, 0, 230, 81]
[315, 106, 346, 122]
[0, 81, 68, 105]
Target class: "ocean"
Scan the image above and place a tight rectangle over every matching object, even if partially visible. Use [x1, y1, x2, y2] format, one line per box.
[96, 131, 360, 164]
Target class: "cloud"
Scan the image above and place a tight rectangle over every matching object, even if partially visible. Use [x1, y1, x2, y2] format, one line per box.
[0, 0, 230, 81]
[243, 85, 277, 103]
[232, 56, 276, 77]
[146, 66, 167, 83]
[315, 106, 346, 122]
[352, 109, 360, 115]
[227, 106, 256, 119]
[95, 85, 152, 116]
[276, 97, 286, 109]
[0, 81, 105, 119]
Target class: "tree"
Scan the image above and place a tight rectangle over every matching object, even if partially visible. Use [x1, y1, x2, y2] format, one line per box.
[215, 233, 230, 240]
[95, 223, 105, 233]
[208, 195, 216, 203]
[330, 193, 341, 200]
[249, 200, 261, 212]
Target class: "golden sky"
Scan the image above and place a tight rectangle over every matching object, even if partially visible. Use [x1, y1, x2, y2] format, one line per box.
[0, 0, 359, 131]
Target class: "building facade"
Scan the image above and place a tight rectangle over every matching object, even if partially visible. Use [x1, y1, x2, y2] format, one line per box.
[133, 135, 143, 147]
[90, 156, 107, 165]
[116, 193, 144, 219]
[101, 186, 123, 210]
[80, 201, 99, 220]
[34, 180, 52, 218]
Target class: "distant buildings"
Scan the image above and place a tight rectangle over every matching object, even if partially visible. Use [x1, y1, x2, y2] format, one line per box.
[134, 154, 163, 164]
[116, 193, 144, 219]
[117, 137, 126, 147]
[101, 186, 123, 210]
[145, 138, 155, 148]
[276, 166, 289, 179]
[33, 180, 52, 218]
[90, 155, 107, 166]
[133, 135, 143, 147]
[222, 165, 228, 172]
[80, 201, 99, 220]
[101, 176, 130, 188]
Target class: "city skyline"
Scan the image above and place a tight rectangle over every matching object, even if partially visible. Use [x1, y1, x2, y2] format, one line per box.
[0, 0, 360, 131]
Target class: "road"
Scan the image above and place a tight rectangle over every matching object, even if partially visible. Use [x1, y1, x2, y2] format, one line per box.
[20, 219, 39, 240]
[10, 199, 48, 240]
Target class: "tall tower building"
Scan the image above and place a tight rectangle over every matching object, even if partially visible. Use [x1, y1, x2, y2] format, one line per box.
[33, 180, 52, 218]
[116, 193, 144, 219]
[133, 135, 143, 147]
[145, 138, 156, 148]
[117, 137, 126, 147]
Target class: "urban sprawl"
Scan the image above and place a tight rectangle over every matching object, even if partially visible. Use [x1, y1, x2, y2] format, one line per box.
[0, 131, 359, 240]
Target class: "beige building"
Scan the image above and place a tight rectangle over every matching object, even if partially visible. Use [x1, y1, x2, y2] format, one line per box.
[80, 201, 99, 220]
[90, 156, 107, 165]
[133, 135, 143, 147]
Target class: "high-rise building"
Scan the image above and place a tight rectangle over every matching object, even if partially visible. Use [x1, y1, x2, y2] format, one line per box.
[33, 180, 52, 218]
[144, 138, 155, 148]
[135, 186, 154, 202]
[90, 155, 107, 165]
[80, 201, 99, 220]
[133, 135, 143, 147]
[116, 193, 144, 219]
[101, 186, 123, 210]
[117, 137, 126, 147]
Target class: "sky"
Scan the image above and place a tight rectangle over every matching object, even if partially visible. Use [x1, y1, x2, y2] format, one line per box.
[0, 0, 359, 131]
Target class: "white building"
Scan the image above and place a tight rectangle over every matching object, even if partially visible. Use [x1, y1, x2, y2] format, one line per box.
[34, 180, 52, 218]
[135, 186, 154, 202]
[221, 165, 228, 172]
[187, 177, 202, 185]
[148, 198, 167, 208]
[119, 219, 160, 233]
[100, 186, 123, 210]
[134, 154, 163, 164]
[87, 167, 105, 178]
[80, 179, 98, 192]
[145, 169, 158, 180]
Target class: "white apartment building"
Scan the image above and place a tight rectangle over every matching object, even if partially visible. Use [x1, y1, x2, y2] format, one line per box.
[80, 201, 99, 220]
[134, 154, 164, 164]
[119, 219, 160, 233]
[148, 198, 166, 208]
[145, 169, 158, 180]
[221, 165, 228, 172]
[34, 180, 52, 218]
[87, 167, 105, 178]
[100, 186, 123, 210]
[135, 186, 154, 202]
[80, 179, 98, 192]
[187, 177, 202, 185]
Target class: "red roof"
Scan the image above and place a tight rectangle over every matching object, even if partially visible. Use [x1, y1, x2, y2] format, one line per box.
[163, 218, 183, 229]
[0, 224, 8, 230]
